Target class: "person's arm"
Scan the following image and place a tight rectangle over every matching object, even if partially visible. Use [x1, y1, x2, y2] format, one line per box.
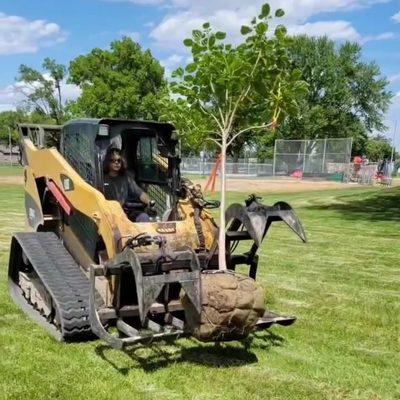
[126, 173, 150, 205]
[139, 191, 150, 205]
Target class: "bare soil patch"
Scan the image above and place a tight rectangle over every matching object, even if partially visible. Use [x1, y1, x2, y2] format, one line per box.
[193, 177, 351, 193]
[0, 176, 23, 185]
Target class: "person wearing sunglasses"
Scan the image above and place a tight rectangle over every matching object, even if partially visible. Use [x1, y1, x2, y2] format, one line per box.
[103, 147, 152, 222]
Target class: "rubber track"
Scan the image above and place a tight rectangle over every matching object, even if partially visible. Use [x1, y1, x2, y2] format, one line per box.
[11, 232, 94, 340]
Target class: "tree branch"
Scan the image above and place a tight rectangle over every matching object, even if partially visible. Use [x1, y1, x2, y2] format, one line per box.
[205, 137, 222, 148]
[226, 51, 262, 133]
[227, 122, 275, 148]
[199, 103, 224, 134]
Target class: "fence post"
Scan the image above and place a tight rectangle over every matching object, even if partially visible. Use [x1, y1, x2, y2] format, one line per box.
[322, 137, 327, 173]
[272, 140, 277, 177]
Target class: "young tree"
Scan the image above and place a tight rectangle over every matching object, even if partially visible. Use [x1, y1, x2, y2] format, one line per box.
[68, 37, 166, 120]
[171, 3, 307, 270]
[17, 58, 67, 124]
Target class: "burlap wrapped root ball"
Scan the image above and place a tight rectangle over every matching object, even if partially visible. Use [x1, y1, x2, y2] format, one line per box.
[181, 271, 266, 341]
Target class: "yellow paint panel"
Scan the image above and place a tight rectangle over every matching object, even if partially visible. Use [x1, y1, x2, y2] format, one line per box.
[23, 137, 218, 260]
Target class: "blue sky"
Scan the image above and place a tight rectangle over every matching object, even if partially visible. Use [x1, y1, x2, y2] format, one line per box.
[0, 0, 399, 147]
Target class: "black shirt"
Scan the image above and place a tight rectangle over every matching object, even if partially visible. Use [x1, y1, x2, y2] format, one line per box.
[103, 172, 144, 205]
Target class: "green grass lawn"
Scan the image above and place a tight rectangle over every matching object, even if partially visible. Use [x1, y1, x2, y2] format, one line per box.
[0, 183, 399, 400]
[0, 165, 22, 176]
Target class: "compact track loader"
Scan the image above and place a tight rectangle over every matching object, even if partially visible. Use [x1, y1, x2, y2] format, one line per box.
[8, 119, 306, 349]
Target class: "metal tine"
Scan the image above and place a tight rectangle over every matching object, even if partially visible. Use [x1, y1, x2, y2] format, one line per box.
[121, 330, 184, 346]
[116, 319, 139, 338]
[146, 318, 163, 333]
[165, 313, 184, 330]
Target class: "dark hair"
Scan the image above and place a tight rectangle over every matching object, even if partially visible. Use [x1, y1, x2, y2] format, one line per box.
[104, 147, 127, 175]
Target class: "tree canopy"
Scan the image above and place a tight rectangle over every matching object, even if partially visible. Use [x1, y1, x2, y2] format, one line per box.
[276, 36, 392, 155]
[16, 58, 67, 124]
[365, 135, 394, 161]
[68, 37, 166, 120]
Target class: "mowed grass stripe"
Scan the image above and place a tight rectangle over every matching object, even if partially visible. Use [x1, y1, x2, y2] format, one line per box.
[0, 183, 399, 399]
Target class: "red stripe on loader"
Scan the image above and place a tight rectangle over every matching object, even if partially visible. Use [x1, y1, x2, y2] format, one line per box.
[46, 180, 73, 216]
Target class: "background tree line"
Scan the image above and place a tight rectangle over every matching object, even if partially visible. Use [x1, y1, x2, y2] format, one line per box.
[0, 16, 396, 162]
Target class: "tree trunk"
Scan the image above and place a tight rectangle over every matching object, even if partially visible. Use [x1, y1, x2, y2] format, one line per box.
[232, 150, 239, 174]
[218, 135, 227, 270]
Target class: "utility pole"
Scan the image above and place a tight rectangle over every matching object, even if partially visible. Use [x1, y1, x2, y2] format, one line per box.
[8, 127, 12, 166]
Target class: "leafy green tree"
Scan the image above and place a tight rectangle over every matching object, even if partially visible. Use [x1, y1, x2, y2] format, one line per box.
[17, 58, 67, 124]
[277, 36, 392, 154]
[365, 135, 394, 161]
[68, 37, 166, 120]
[0, 110, 26, 145]
[171, 3, 307, 269]
[0, 109, 60, 146]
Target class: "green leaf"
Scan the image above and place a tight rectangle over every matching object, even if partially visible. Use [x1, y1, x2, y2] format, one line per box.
[215, 31, 226, 40]
[275, 8, 285, 18]
[260, 3, 270, 18]
[184, 74, 194, 82]
[274, 25, 287, 39]
[240, 25, 252, 35]
[173, 67, 184, 78]
[256, 22, 267, 35]
[185, 63, 197, 73]
[202, 22, 210, 29]
[208, 35, 216, 47]
[192, 43, 202, 55]
[192, 30, 202, 39]
[183, 38, 193, 47]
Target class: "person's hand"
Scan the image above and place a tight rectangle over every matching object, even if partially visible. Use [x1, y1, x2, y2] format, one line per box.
[146, 200, 157, 216]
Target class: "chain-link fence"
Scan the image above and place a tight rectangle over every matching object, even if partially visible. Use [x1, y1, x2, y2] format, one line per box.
[273, 138, 353, 181]
[181, 157, 274, 177]
[0, 145, 19, 165]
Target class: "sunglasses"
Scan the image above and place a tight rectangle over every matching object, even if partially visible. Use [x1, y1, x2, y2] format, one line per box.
[110, 158, 122, 164]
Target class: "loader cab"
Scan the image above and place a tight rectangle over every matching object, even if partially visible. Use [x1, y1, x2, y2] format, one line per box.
[60, 119, 181, 216]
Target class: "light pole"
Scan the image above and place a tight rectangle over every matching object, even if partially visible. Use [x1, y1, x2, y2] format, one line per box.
[390, 121, 397, 163]
[8, 127, 12, 166]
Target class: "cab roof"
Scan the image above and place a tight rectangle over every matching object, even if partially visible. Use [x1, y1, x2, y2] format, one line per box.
[63, 118, 176, 132]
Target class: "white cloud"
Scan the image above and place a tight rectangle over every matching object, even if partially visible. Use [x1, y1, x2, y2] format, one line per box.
[148, 0, 390, 51]
[391, 11, 400, 23]
[288, 21, 361, 41]
[0, 78, 81, 112]
[0, 13, 67, 55]
[362, 32, 395, 44]
[160, 54, 184, 76]
[389, 74, 400, 84]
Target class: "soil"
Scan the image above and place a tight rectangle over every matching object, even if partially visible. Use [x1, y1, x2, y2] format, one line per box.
[182, 271, 265, 342]
[193, 176, 351, 193]
[0, 176, 23, 185]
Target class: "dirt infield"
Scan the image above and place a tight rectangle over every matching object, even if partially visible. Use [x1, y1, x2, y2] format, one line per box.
[4, 173, 395, 193]
[193, 177, 351, 193]
[0, 176, 23, 185]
